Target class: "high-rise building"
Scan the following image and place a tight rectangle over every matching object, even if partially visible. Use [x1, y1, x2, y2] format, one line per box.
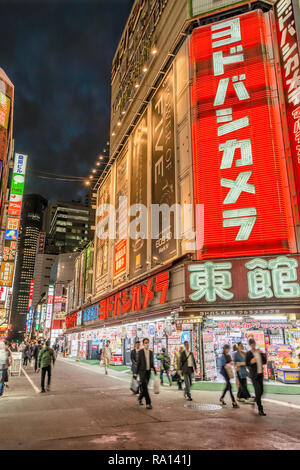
[11, 194, 47, 337]
[43, 201, 91, 253]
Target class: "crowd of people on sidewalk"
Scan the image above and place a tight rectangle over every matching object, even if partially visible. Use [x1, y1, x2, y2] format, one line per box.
[125, 337, 268, 415]
[0, 333, 270, 415]
[0, 338, 60, 397]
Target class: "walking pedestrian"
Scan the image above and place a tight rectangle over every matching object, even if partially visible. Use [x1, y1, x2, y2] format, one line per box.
[173, 345, 184, 390]
[102, 340, 113, 375]
[219, 344, 239, 408]
[3, 342, 12, 388]
[130, 340, 140, 375]
[0, 341, 8, 398]
[37, 340, 56, 393]
[156, 347, 172, 386]
[134, 338, 157, 409]
[32, 340, 42, 373]
[234, 342, 253, 403]
[245, 338, 267, 416]
[179, 341, 197, 401]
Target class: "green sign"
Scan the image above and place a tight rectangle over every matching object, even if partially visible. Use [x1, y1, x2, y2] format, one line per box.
[11, 173, 25, 195]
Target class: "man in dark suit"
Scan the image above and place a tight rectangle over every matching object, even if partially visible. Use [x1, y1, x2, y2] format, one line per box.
[130, 340, 141, 374]
[179, 340, 197, 401]
[245, 338, 267, 416]
[134, 338, 157, 409]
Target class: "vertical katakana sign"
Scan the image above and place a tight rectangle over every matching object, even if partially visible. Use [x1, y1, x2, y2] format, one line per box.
[190, 10, 296, 260]
[275, 0, 300, 219]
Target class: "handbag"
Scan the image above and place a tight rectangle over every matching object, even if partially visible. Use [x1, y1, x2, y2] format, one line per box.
[171, 370, 180, 382]
[130, 377, 140, 394]
[225, 364, 234, 379]
[154, 375, 160, 394]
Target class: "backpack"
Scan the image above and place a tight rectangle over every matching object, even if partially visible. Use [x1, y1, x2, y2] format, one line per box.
[163, 355, 171, 371]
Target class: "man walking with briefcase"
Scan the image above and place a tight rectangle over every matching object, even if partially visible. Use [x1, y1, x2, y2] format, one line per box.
[179, 341, 197, 401]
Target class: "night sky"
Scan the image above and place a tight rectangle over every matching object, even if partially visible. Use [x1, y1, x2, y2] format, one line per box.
[1, 0, 134, 202]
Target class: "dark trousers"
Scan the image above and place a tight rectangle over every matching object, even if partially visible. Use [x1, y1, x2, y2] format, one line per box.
[183, 367, 193, 398]
[138, 370, 151, 405]
[221, 372, 235, 402]
[41, 365, 51, 391]
[237, 374, 251, 399]
[23, 357, 28, 366]
[251, 373, 264, 411]
[34, 357, 38, 372]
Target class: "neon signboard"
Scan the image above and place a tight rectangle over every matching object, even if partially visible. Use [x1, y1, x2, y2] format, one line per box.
[190, 10, 296, 259]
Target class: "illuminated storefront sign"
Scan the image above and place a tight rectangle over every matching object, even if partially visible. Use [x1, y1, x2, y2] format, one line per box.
[190, 10, 296, 259]
[275, 0, 300, 218]
[66, 271, 170, 329]
[186, 255, 300, 304]
[26, 308, 33, 334]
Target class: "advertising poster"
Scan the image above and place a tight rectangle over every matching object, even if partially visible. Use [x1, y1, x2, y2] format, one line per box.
[3, 240, 17, 262]
[130, 111, 148, 278]
[0, 262, 14, 287]
[151, 69, 177, 263]
[114, 150, 128, 279]
[11, 173, 25, 195]
[190, 10, 296, 260]
[95, 174, 111, 280]
[8, 194, 22, 217]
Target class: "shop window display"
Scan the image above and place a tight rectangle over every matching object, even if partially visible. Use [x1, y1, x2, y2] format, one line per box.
[202, 318, 300, 384]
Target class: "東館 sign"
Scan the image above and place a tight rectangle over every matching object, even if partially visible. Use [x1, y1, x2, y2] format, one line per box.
[65, 270, 169, 329]
[185, 255, 300, 304]
[190, 10, 296, 260]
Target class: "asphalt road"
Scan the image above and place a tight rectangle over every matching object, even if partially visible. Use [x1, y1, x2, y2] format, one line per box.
[1, 358, 300, 450]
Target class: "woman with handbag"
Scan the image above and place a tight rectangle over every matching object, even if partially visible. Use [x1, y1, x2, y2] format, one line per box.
[219, 344, 239, 408]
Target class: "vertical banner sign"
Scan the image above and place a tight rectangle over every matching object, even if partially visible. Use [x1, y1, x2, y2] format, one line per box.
[0, 153, 27, 287]
[275, 0, 300, 218]
[190, 10, 296, 260]
[28, 280, 34, 310]
[114, 150, 128, 278]
[45, 284, 54, 329]
[152, 69, 177, 263]
[130, 111, 148, 278]
[95, 174, 111, 280]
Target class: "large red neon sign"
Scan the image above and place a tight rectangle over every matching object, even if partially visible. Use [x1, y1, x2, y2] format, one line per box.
[190, 10, 296, 259]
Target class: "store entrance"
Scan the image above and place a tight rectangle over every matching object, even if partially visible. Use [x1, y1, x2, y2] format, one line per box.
[202, 316, 300, 384]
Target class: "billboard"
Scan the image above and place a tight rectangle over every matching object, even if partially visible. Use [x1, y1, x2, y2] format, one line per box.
[0, 262, 14, 287]
[95, 174, 111, 280]
[0, 92, 11, 130]
[275, 0, 300, 218]
[11, 173, 25, 195]
[3, 240, 17, 263]
[151, 69, 177, 264]
[189, 0, 250, 18]
[190, 10, 296, 260]
[130, 111, 148, 278]
[8, 194, 23, 217]
[114, 150, 128, 279]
